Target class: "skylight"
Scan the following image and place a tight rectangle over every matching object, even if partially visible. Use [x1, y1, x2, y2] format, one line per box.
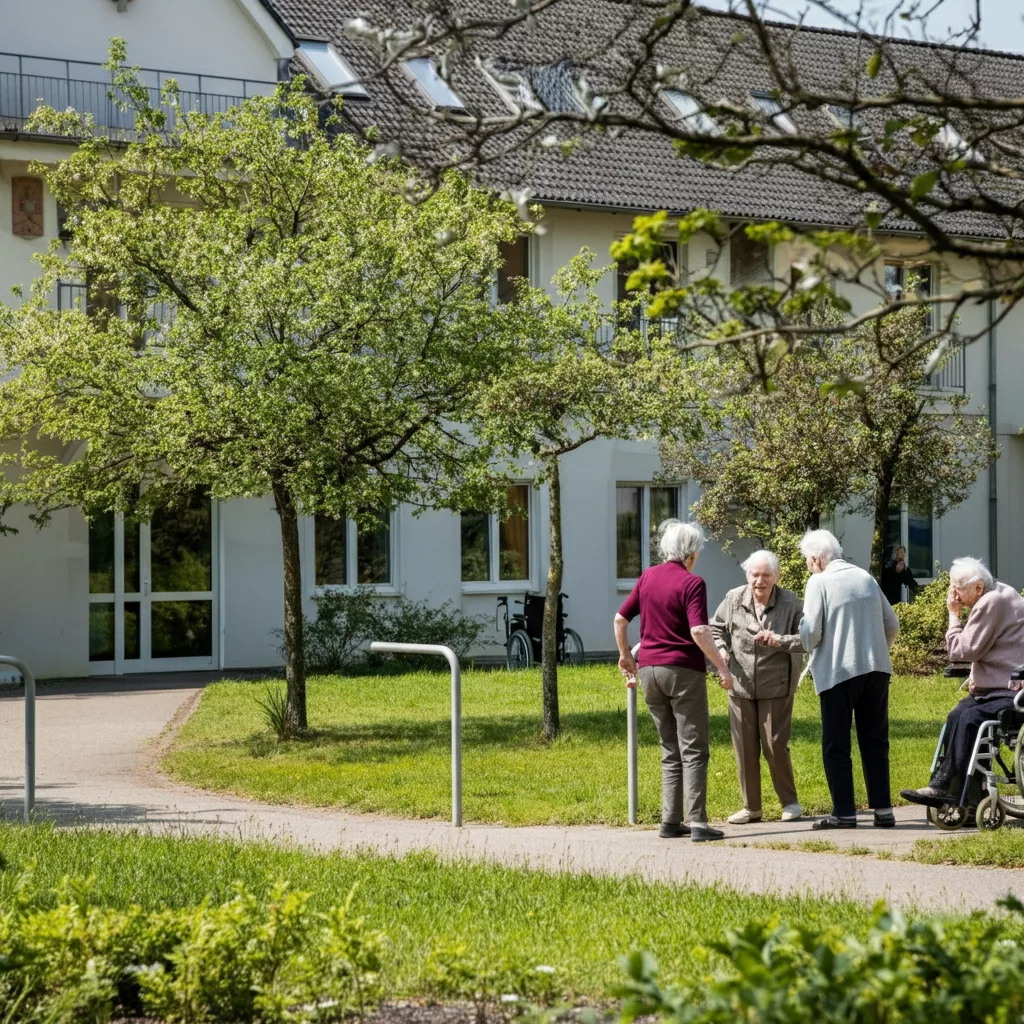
[663, 90, 717, 134]
[489, 62, 581, 114]
[490, 67, 543, 113]
[751, 91, 797, 135]
[403, 58, 465, 110]
[297, 41, 367, 97]
[938, 122, 982, 163]
[827, 104, 859, 129]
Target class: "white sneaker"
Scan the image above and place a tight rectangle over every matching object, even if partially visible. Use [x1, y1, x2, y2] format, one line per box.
[727, 808, 762, 825]
[781, 803, 803, 822]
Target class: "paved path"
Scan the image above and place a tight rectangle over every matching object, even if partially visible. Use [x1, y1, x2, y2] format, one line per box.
[0, 678, 1020, 914]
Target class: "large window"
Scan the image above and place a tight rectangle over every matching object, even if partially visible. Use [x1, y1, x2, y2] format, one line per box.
[885, 261, 934, 329]
[315, 513, 392, 587]
[461, 484, 531, 585]
[730, 231, 773, 287]
[884, 500, 933, 581]
[496, 236, 530, 304]
[616, 484, 682, 580]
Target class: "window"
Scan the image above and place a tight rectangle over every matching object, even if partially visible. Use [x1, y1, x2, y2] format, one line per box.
[489, 66, 542, 113]
[663, 90, 717, 134]
[937, 122, 981, 163]
[461, 484, 531, 584]
[490, 61, 580, 114]
[297, 41, 367, 97]
[885, 500, 933, 582]
[730, 231, 773, 287]
[57, 280, 87, 311]
[496, 236, 530, 304]
[403, 58, 465, 110]
[885, 261, 934, 329]
[616, 484, 682, 580]
[751, 91, 797, 134]
[827, 104, 859, 129]
[314, 513, 392, 586]
[616, 241, 679, 305]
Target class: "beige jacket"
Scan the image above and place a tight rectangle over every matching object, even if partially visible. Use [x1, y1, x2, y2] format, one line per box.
[711, 585, 804, 700]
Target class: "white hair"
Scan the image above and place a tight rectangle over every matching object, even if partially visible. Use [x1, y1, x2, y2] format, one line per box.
[741, 550, 779, 576]
[949, 556, 994, 592]
[658, 520, 705, 564]
[799, 529, 843, 565]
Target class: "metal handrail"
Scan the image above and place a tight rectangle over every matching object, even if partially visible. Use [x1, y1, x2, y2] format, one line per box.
[368, 642, 462, 826]
[0, 657, 35, 823]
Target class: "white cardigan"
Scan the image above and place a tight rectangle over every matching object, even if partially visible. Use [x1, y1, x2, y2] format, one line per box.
[800, 559, 900, 694]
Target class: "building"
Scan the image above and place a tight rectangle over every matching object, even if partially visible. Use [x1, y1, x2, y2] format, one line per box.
[0, 0, 1019, 679]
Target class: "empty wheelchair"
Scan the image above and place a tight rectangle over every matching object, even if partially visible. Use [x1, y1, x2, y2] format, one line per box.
[496, 592, 584, 670]
[924, 665, 1024, 831]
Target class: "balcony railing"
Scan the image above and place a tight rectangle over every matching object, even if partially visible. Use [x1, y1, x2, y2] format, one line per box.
[0, 52, 276, 138]
[926, 336, 966, 392]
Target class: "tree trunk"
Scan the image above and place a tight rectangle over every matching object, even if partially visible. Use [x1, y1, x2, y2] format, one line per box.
[273, 480, 308, 737]
[541, 456, 562, 741]
[870, 469, 896, 582]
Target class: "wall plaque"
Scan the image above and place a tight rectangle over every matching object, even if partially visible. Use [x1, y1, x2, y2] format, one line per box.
[12, 177, 44, 238]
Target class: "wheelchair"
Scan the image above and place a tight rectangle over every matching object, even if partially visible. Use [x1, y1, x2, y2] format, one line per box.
[924, 665, 1024, 831]
[496, 592, 584, 670]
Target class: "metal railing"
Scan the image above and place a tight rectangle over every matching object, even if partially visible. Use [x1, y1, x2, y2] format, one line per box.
[926, 337, 966, 391]
[0, 656, 36, 824]
[0, 52, 276, 137]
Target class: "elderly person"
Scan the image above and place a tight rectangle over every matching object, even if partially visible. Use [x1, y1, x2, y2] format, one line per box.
[902, 557, 1024, 807]
[614, 520, 733, 843]
[800, 529, 900, 830]
[711, 550, 804, 824]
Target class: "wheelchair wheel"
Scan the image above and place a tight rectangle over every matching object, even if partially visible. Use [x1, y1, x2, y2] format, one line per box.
[561, 628, 585, 666]
[976, 795, 1006, 832]
[506, 630, 532, 671]
[931, 803, 968, 831]
[1015, 725, 1024, 794]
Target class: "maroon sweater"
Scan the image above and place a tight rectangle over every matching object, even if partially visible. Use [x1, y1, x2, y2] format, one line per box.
[618, 561, 709, 672]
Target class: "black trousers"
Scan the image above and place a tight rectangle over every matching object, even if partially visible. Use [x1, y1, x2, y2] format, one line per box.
[938, 691, 1016, 785]
[819, 671, 891, 818]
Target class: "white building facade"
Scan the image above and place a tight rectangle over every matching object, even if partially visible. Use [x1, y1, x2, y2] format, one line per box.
[0, 0, 1018, 680]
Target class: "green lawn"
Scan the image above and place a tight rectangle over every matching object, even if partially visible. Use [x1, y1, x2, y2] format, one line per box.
[908, 831, 1024, 868]
[163, 666, 959, 825]
[0, 824, 873, 998]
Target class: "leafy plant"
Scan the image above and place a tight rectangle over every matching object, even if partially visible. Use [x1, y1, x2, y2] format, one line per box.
[253, 685, 290, 742]
[890, 571, 953, 675]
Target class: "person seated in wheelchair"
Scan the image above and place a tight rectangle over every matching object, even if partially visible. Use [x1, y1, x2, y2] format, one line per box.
[902, 557, 1024, 808]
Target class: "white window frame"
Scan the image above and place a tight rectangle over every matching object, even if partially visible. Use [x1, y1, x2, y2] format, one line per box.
[460, 484, 535, 594]
[296, 41, 367, 97]
[306, 511, 399, 595]
[893, 501, 935, 589]
[663, 90, 717, 134]
[482, 62, 543, 114]
[615, 482, 686, 590]
[403, 57, 466, 111]
[826, 104, 858, 130]
[751, 91, 797, 135]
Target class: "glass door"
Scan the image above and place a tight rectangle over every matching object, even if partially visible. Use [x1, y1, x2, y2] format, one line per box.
[88, 491, 216, 674]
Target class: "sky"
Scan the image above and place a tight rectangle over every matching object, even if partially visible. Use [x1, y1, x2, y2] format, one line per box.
[699, 1, 1024, 54]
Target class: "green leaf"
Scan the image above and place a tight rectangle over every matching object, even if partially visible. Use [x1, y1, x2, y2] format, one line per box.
[910, 170, 939, 201]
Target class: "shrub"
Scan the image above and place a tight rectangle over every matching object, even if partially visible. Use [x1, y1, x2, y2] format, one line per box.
[614, 899, 1024, 1023]
[254, 684, 289, 741]
[890, 571, 952, 675]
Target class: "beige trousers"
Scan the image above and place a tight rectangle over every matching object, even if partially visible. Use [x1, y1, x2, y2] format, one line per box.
[728, 692, 798, 814]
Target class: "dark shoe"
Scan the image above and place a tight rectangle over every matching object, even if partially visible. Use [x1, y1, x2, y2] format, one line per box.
[659, 822, 691, 838]
[691, 824, 725, 842]
[812, 815, 857, 830]
[900, 786, 954, 809]
[873, 811, 896, 828]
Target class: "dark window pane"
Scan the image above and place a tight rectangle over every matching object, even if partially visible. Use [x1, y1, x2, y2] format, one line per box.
[89, 603, 115, 661]
[315, 516, 347, 586]
[617, 242, 677, 306]
[461, 512, 491, 582]
[616, 486, 642, 579]
[150, 490, 212, 593]
[650, 487, 680, 565]
[499, 485, 530, 581]
[151, 600, 212, 659]
[497, 237, 529, 304]
[124, 521, 140, 594]
[730, 231, 772, 287]
[89, 512, 115, 595]
[884, 506, 903, 565]
[124, 601, 141, 661]
[908, 501, 933, 578]
[357, 515, 391, 585]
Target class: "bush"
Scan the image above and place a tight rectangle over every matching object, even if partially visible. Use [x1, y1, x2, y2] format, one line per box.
[890, 571, 952, 675]
[293, 590, 492, 674]
[0, 873, 384, 1023]
[615, 898, 1024, 1023]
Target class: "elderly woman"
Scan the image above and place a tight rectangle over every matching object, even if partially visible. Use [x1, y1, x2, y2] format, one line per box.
[800, 529, 900, 830]
[711, 550, 804, 824]
[902, 557, 1024, 807]
[614, 521, 733, 843]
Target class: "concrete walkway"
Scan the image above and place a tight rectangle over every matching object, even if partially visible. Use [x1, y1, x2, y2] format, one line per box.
[0, 678, 1020, 914]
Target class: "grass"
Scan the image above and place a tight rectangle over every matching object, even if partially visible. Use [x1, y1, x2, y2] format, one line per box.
[908, 830, 1024, 868]
[0, 824, 874, 997]
[163, 666, 959, 826]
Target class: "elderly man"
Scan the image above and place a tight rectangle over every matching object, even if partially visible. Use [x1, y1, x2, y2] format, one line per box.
[902, 557, 1024, 807]
[800, 529, 900, 830]
[711, 550, 804, 824]
[614, 520, 733, 843]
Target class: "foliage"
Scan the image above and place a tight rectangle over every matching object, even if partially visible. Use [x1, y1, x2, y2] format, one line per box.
[0, 41, 533, 737]
[291, 590, 491, 674]
[890, 572, 954, 675]
[0, 873, 383, 1023]
[614, 899, 1024, 1023]
[254, 685, 290, 741]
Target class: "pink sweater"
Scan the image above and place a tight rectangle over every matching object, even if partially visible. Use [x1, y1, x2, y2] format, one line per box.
[946, 581, 1024, 691]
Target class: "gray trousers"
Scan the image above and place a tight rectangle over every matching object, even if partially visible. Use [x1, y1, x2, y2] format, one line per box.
[639, 665, 710, 824]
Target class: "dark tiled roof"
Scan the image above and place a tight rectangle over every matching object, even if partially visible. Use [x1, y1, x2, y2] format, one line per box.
[260, 0, 1024, 233]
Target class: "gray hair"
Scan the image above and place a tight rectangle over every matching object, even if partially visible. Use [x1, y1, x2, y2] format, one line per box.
[799, 529, 843, 565]
[741, 550, 779, 576]
[949, 556, 994, 592]
[658, 520, 705, 564]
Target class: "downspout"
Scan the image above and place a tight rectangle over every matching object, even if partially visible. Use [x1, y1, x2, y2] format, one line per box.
[988, 298, 998, 577]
